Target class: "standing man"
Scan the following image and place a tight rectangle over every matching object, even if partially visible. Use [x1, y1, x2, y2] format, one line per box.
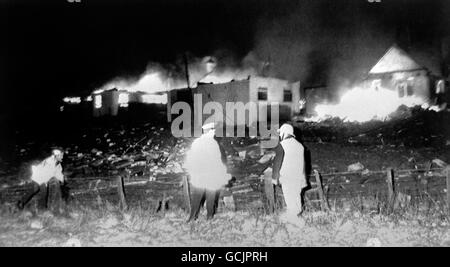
[17, 148, 66, 212]
[183, 122, 232, 221]
[272, 123, 307, 222]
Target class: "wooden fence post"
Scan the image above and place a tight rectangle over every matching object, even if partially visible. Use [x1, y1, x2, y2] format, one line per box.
[386, 168, 395, 213]
[116, 175, 128, 210]
[446, 166, 450, 216]
[263, 169, 275, 214]
[182, 175, 191, 212]
[314, 170, 330, 211]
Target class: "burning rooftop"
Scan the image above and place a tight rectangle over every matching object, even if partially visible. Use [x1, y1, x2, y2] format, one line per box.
[305, 45, 449, 123]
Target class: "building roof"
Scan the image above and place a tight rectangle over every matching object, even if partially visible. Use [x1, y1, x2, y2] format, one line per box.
[368, 45, 425, 75]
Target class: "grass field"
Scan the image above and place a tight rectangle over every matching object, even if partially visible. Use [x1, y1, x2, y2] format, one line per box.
[1, 199, 449, 247]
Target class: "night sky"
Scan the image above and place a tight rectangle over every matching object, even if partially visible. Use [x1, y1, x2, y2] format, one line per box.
[1, 0, 449, 137]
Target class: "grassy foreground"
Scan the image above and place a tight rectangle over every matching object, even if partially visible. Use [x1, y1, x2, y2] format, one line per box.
[0, 200, 449, 247]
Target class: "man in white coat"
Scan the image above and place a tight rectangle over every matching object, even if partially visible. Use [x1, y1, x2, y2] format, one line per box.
[17, 148, 66, 211]
[183, 122, 232, 221]
[272, 123, 307, 222]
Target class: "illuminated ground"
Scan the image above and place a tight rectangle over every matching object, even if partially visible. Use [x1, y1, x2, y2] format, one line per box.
[0, 206, 449, 247]
[1, 109, 449, 247]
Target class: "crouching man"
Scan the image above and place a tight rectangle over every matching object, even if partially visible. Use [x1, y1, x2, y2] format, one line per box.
[272, 124, 307, 222]
[183, 122, 232, 221]
[17, 148, 66, 212]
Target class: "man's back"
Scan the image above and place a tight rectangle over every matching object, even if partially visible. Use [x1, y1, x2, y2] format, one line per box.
[279, 137, 306, 186]
[184, 135, 230, 190]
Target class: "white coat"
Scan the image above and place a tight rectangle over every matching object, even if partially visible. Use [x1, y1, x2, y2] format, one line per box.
[278, 137, 307, 217]
[183, 134, 231, 191]
[30, 156, 64, 185]
[279, 137, 307, 189]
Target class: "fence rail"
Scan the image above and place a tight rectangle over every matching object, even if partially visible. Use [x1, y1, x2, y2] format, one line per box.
[1, 166, 449, 214]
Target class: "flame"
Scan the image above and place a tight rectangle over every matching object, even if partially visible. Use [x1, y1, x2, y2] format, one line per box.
[94, 72, 174, 104]
[311, 85, 426, 122]
[98, 72, 169, 93]
[63, 97, 81, 104]
[92, 55, 257, 105]
[141, 94, 167, 104]
[118, 92, 129, 107]
[95, 57, 255, 95]
[198, 69, 254, 84]
[94, 95, 102, 109]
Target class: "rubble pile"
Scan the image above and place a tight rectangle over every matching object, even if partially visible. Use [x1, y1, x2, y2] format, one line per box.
[0, 119, 283, 211]
[60, 124, 275, 183]
[3, 107, 447, 210]
[62, 124, 192, 180]
[299, 107, 450, 147]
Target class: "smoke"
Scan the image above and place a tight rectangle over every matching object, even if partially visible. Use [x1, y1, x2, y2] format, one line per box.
[95, 49, 259, 94]
[252, 1, 390, 90]
[95, 0, 448, 96]
[250, 0, 445, 97]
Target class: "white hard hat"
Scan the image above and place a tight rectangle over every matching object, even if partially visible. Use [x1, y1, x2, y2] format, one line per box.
[202, 122, 216, 130]
[277, 123, 295, 137]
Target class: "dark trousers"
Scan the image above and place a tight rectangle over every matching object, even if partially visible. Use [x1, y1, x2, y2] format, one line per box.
[18, 179, 64, 211]
[188, 186, 220, 221]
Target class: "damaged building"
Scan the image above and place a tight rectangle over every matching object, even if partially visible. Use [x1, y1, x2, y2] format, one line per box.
[362, 45, 448, 103]
[61, 88, 168, 122]
[302, 45, 449, 116]
[91, 88, 167, 117]
[167, 76, 302, 127]
[302, 85, 329, 115]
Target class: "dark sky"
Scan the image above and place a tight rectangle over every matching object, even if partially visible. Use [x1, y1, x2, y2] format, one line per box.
[1, 0, 449, 119]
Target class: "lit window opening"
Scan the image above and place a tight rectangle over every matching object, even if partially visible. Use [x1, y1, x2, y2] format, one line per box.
[118, 93, 129, 108]
[94, 95, 102, 109]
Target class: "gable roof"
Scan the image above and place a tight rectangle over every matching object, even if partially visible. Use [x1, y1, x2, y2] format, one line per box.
[369, 45, 425, 74]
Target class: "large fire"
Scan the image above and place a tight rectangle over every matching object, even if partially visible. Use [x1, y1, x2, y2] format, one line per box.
[92, 56, 256, 104]
[95, 72, 171, 95]
[310, 85, 426, 123]
[198, 68, 255, 85]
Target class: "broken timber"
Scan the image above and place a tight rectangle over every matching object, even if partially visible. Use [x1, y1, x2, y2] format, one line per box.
[263, 169, 275, 213]
[116, 175, 128, 210]
[386, 168, 395, 213]
[447, 166, 450, 216]
[182, 175, 191, 212]
[313, 170, 330, 211]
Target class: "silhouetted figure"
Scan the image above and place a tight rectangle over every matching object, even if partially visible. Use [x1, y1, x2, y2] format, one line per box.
[17, 148, 66, 212]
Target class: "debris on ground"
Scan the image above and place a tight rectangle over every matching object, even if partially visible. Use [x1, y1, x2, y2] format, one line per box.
[0, 106, 448, 214]
[366, 237, 382, 247]
[64, 237, 82, 247]
[431, 159, 447, 168]
[348, 162, 365, 172]
[30, 220, 44, 230]
[298, 107, 450, 148]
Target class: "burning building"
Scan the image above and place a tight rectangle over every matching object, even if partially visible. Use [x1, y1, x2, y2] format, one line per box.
[91, 88, 167, 117]
[167, 75, 302, 127]
[302, 85, 329, 115]
[308, 45, 449, 122]
[362, 45, 445, 103]
[61, 88, 167, 122]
